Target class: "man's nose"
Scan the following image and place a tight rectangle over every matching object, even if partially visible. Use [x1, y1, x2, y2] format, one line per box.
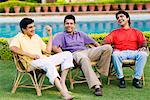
[118, 17, 122, 20]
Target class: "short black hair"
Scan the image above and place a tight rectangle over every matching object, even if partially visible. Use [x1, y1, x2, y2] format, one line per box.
[116, 10, 131, 26]
[19, 18, 34, 33]
[64, 14, 76, 24]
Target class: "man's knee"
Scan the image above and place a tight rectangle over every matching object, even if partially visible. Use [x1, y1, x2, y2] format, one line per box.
[98, 45, 113, 53]
[137, 51, 148, 59]
[74, 55, 90, 65]
[112, 52, 120, 58]
[103, 44, 113, 52]
[63, 51, 72, 55]
[63, 51, 73, 58]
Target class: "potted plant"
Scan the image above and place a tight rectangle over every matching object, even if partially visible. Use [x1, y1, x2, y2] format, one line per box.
[145, 3, 150, 10]
[104, 4, 111, 11]
[24, 6, 30, 13]
[14, 6, 20, 13]
[136, 3, 143, 10]
[120, 3, 126, 10]
[58, 5, 64, 12]
[43, 6, 49, 12]
[97, 4, 103, 11]
[128, 3, 134, 10]
[89, 4, 95, 12]
[35, 6, 41, 13]
[112, 4, 118, 10]
[73, 5, 80, 12]
[65, 5, 72, 12]
[4, 7, 10, 13]
[81, 5, 87, 12]
[50, 5, 57, 12]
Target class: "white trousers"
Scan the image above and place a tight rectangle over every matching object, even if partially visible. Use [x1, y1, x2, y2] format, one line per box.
[30, 51, 74, 84]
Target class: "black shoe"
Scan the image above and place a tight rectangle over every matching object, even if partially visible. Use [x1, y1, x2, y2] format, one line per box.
[119, 77, 126, 88]
[95, 87, 102, 96]
[132, 78, 142, 88]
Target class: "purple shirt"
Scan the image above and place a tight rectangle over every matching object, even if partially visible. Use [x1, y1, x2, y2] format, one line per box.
[52, 31, 96, 52]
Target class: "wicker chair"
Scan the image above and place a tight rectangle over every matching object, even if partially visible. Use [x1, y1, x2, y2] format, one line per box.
[107, 59, 145, 85]
[68, 61, 99, 89]
[8, 39, 53, 96]
[108, 47, 149, 85]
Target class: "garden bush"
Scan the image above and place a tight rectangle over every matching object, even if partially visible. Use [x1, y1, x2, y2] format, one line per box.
[1, 32, 150, 60]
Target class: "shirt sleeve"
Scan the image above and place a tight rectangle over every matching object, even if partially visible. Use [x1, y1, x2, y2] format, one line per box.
[136, 30, 147, 46]
[80, 32, 96, 44]
[104, 31, 114, 44]
[9, 37, 20, 48]
[52, 33, 63, 47]
[36, 35, 46, 52]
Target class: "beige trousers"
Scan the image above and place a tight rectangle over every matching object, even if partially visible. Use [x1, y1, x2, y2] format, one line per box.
[73, 45, 112, 88]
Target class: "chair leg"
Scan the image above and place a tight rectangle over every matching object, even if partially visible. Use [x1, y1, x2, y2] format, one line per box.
[70, 82, 74, 90]
[107, 78, 110, 85]
[142, 74, 145, 86]
[30, 71, 41, 96]
[107, 63, 113, 85]
[11, 72, 24, 93]
[38, 74, 45, 89]
[68, 69, 74, 90]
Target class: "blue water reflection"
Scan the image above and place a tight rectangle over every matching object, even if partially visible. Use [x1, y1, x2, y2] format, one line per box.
[0, 20, 150, 38]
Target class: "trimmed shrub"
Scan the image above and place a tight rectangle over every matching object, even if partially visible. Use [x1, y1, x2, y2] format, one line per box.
[0, 38, 13, 60]
[0, 32, 150, 60]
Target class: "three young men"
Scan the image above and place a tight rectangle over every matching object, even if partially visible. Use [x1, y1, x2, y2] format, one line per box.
[10, 10, 147, 99]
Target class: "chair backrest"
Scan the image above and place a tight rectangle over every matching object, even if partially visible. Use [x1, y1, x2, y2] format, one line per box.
[7, 38, 26, 72]
[13, 53, 26, 72]
[146, 47, 149, 55]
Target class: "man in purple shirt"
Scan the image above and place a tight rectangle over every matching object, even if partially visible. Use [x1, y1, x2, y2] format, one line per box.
[52, 14, 112, 96]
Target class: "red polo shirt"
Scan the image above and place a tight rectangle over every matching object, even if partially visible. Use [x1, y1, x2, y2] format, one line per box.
[104, 28, 146, 51]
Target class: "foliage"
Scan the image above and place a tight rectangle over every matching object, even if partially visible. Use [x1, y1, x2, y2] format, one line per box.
[0, 38, 13, 60]
[89, 34, 107, 44]
[1, 32, 150, 60]
[95, 0, 150, 3]
[0, 1, 34, 8]
[56, 0, 64, 3]
[0, 0, 150, 10]
[22, 0, 39, 3]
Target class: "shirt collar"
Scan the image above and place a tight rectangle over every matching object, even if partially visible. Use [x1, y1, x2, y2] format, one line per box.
[64, 31, 78, 36]
[120, 27, 132, 30]
[19, 32, 35, 39]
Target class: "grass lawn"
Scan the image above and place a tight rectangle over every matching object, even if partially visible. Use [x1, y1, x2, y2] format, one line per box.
[0, 56, 150, 100]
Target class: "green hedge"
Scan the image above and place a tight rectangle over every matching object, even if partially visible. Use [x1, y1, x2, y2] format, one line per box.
[56, 0, 150, 3]
[0, 0, 150, 13]
[0, 32, 150, 60]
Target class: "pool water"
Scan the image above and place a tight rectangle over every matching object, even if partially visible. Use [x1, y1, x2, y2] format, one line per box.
[0, 20, 150, 38]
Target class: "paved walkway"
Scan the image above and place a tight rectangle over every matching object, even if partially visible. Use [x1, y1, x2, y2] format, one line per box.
[0, 10, 150, 24]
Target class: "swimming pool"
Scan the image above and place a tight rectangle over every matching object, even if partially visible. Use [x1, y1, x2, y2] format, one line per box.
[0, 14, 150, 38]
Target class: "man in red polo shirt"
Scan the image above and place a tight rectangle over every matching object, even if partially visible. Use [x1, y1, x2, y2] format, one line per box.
[103, 10, 148, 88]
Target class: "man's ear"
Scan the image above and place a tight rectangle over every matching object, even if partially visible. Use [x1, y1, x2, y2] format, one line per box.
[127, 17, 129, 21]
[21, 28, 26, 34]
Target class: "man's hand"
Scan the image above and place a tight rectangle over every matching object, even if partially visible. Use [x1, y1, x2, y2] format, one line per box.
[29, 54, 40, 60]
[138, 47, 147, 52]
[45, 25, 52, 36]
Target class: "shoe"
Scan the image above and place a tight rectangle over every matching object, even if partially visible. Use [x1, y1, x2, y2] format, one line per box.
[61, 92, 74, 100]
[119, 77, 126, 88]
[132, 78, 142, 88]
[94, 87, 102, 96]
[61, 95, 73, 100]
